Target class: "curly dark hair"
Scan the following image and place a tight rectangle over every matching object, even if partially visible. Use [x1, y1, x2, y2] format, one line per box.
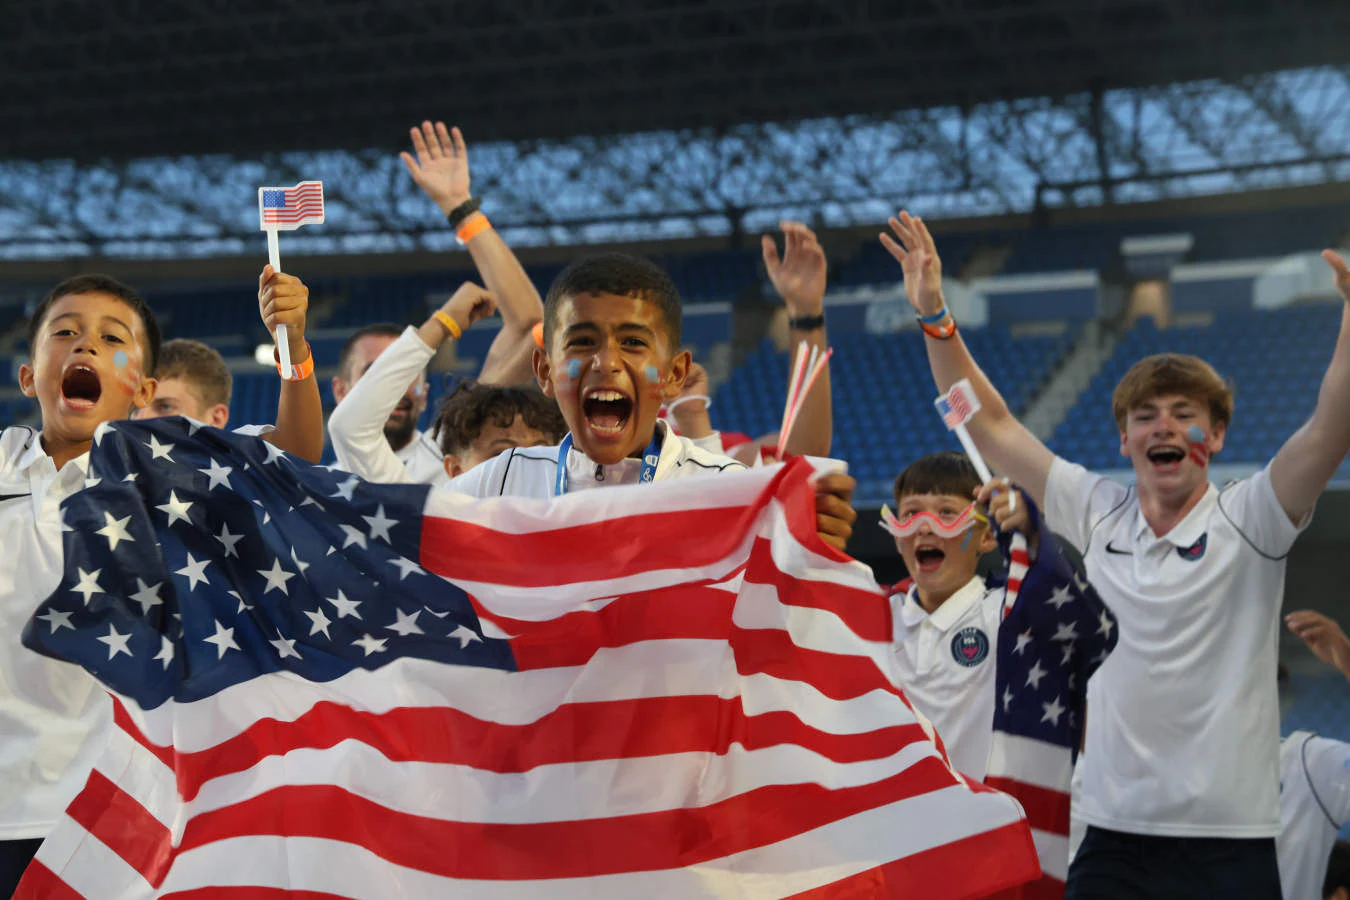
[433, 379, 567, 456]
[542, 252, 682, 351]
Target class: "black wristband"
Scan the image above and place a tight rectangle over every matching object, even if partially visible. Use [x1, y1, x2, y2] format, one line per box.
[445, 197, 481, 231]
[787, 313, 826, 332]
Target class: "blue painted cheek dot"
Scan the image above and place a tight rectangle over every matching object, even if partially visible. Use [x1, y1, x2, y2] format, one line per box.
[644, 365, 659, 384]
[565, 359, 582, 380]
[960, 530, 973, 552]
[113, 350, 130, 369]
[1187, 425, 1205, 443]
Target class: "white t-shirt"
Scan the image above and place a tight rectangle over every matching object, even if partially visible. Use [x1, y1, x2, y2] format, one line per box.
[1045, 459, 1307, 837]
[1278, 731, 1350, 900]
[328, 327, 450, 489]
[888, 576, 1001, 780]
[0, 422, 273, 840]
[444, 420, 745, 499]
[0, 426, 108, 840]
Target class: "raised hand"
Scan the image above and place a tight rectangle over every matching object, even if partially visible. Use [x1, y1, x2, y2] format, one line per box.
[1324, 250, 1350, 303]
[258, 265, 309, 358]
[400, 120, 471, 216]
[880, 210, 944, 317]
[1286, 609, 1350, 679]
[678, 361, 710, 403]
[762, 221, 827, 315]
[977, 478, 1032, 537]
[441, 282, 497, 333]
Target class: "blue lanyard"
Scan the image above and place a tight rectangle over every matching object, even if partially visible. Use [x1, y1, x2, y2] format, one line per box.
[554, 430, 663, 496]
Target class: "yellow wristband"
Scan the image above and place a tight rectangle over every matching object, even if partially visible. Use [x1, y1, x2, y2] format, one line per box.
[455, 213, 492, 244]
[434, 310, 463, 340]
[274, 341, 315, 382]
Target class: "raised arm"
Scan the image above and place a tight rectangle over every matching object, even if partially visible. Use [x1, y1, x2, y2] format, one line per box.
[258, 265, 324, 463]
[328, 284, 497, 483]
[880, 211, 1056, 506]
[1267, 251, 1350, 523]
[402, 121, 542, 386]
[763, 221, 832, 458]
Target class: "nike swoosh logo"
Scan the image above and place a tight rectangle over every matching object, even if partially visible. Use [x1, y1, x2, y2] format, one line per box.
[0, 493, 31, 503]
[1105, 541, 1133, 555]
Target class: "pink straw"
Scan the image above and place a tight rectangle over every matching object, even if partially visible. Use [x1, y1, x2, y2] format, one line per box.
[779, 346, 833, 457]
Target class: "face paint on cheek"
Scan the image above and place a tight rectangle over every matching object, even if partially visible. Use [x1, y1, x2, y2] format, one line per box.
[644, 365, 662, 397]
[1186, 424, 1210, 467]
[111, 349, 141, 396]
[960, 530, 974, 552]
[565, 359, 582, 381]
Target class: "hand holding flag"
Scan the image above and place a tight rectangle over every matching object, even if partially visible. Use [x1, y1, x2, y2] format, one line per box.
[257, 181, 325, 373]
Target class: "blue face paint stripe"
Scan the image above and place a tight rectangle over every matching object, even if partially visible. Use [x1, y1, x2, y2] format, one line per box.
[114, 350, 130, 369]
[565, 359, 581, 380]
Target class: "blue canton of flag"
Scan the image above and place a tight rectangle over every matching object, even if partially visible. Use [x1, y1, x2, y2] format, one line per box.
[261, 189, 286, 209]
[22, 417, 513, 710]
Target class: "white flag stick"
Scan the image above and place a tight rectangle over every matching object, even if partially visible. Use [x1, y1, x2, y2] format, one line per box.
[265, 228, 293, 373]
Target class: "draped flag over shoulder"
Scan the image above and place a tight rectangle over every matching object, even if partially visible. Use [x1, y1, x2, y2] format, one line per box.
[19, 417, 1040, 899]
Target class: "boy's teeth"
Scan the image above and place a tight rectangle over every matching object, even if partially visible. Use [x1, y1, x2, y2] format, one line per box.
[591, 390, 624, 401]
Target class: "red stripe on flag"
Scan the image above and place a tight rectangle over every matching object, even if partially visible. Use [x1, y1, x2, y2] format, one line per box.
[745, 542, 890, 642]
[1018, 875, 1068, 900]
[112, 695, 175, 771]
[730, 625, 901, 702]
[163, 890, 351, 900]
[65, 769, 174, 886]
[784, 819, 1041, 899]
[162, 694, 931, 802]
[173, 757, 971, 880]
[982, 777, 1071, 837]
[12, 860, 84, 900]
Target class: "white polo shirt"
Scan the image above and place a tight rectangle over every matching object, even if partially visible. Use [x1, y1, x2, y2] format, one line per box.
[395, 428, 450, 487]
[1277, 731, 1350, 900]
[0, 426, 110, 840]
[888, 576, 1001, 780]
[1045, 459, 1307, 838]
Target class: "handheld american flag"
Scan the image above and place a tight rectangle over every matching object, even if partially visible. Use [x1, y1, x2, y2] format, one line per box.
[256, 180, 324, 375]
[19, 419, 1041, 899]
[257, 181, 325, 231]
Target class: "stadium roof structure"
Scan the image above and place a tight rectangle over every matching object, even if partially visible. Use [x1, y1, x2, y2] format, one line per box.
[2, 0, 1349, 259]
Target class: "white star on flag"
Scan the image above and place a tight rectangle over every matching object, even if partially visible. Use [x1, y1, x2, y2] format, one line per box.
[257, 559, 296, 596]
[263, 441, 288, 465]
[390, 557, 424, 580]
[1013, 629, 1033, 656]
[72, 568, 104, 605]
[290, 547, 311, 575]
[332, 476, 359, 501]
[156, 491, 194, 527]
[1051, 621, 1079, 643]
[36, 608, 74, 633]
[154, 636, 175, 669]
[339, 524, 368, 550]
[270, 635, 302, 660]
[1001, 684, 1015, 713]
[144, 434, 175, 462]
[1097, 609, 1115, 639]
[83, 475, 101, 489]
[1025, 660, 1048, 691]
[203, 619, 241, 659]
[450, 625, 483, 649]
[97, 625, 134, 660]
[198, 458, 233, 491]
[326, 590, 362, 620]
[175, 553, 212, 591]
[94, 421, 114, 446]
[1040, 695, 1066, 727]
[95, 511, 135, 550]
[1046, 585, 1074, 610]
[215, 523, 245, 558]
[362, 505, 397, 543]
[304, 607, 333, 638]
[130, 578, 164, 614]
[1060, 642, 1076, 666]
[386, 608, 424, 637]
[352, 633, 388, 656]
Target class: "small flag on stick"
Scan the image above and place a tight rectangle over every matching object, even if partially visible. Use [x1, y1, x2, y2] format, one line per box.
[257, 181, 325, 373]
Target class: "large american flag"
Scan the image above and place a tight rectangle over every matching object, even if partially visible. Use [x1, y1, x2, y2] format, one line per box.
[987, 496, 1117, 897]
[19, 418, 1040, 899]
[257, 180, 325, 230]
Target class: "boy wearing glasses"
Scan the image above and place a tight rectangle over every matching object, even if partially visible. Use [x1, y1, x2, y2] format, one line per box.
[883, 451, 1110, 784]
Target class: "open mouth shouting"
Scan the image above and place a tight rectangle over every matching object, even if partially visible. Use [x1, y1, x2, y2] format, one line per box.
[581, 387, 634, 440]
[913, 542, 947, 574]
[1145, 445, 1186, 472]
[60, 363, 104, 412]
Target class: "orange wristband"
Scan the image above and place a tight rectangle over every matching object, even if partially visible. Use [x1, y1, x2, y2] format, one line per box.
[920, 318, 957, 340]
[455, 213, 492, 244]
[274, 341, 315, 382]
[433, 310, 463, 340]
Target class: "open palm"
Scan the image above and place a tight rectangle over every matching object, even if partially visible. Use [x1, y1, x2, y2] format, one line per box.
[400, 120, 471, 216]
[879, 210, 944, 316]
[762, 222, 827, 314]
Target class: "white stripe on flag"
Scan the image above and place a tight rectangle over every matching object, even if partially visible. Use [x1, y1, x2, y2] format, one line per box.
[985, 732, 1075, 793]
